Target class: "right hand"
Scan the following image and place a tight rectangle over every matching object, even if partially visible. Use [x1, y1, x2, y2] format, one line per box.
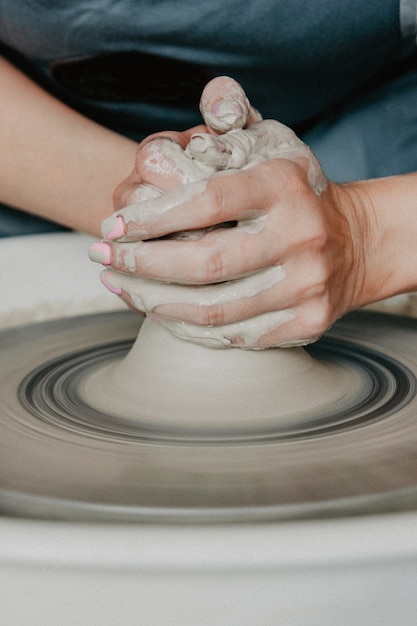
[91, 96, 360, 350]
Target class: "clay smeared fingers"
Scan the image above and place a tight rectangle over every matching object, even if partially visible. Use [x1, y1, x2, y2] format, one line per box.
[97, 225, 270, 283]
[152, 299, 326, 349]
[99, 264, 322, 350]
[138, 127, 206, 152]
[253, 301, 331, 348]
[95, 178, 305, 282]
[98, 245, 334, 333]
[155, 311, 297, 349]
[118, 183, 163, 208]
[102, 165, 277, 242]
[186, 120, 327, 195]
[100, 266, 328, 349]
[185, 120, 300, 171]
[99, 265, 287, 318]
[93, 220, 275, 284]
[199, 76, 262, 133]
[113, 125, 208, 210]
[130, 136, 214, 196]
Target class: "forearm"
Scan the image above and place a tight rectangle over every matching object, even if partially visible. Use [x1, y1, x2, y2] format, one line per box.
[0, 56, 138, 236]
[336, 172, 417, 308]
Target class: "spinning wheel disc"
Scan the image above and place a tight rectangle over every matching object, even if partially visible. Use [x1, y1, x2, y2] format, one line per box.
[1, 309, 417, 523]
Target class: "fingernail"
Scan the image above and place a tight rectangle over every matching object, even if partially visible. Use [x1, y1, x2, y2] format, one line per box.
[101, 272, 122, 295]
[88, 241, 111, 265]
[212, 100, 246, 129]
[212, 99, 242, 116]
[102, 215, 125, 240]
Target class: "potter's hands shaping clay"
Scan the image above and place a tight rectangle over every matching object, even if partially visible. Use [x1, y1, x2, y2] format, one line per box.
[112, 76, 261, 212]
[90, 78, 368, 349]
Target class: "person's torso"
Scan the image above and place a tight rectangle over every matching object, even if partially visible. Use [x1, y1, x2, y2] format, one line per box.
[0, 0, 415, 138]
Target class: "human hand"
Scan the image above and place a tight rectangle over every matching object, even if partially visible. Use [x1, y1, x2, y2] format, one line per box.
[89, 106, 367, 349]
[112, 76, 261, 212]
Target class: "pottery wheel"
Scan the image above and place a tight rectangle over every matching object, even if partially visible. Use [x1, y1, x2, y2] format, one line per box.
[1, 308, 417, 523]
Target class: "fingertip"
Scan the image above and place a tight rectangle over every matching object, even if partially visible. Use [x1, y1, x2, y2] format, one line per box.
[88, 241, 112, 265]
[200, 76, 251, 132]
[102, 215, 126, 240]
[100, 270, 123, 296]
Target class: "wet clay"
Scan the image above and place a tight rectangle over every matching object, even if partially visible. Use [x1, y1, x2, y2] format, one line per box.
[80, 316, 364, 432]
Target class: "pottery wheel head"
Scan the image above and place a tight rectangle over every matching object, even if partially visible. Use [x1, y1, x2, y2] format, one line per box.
[1, 309, 417, 522]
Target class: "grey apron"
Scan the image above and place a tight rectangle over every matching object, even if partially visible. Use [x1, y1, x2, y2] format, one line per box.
[0, 0, 416, 234]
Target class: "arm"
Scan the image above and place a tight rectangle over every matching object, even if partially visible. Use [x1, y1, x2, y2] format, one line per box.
[336, 172, 417, 305]
[0, 56, 138, 235]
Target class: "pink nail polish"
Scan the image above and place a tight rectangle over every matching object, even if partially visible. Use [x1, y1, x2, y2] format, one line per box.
[101, 275, 122, 296]
[88, 242, 111, 265]
[105, 215, 125, 240]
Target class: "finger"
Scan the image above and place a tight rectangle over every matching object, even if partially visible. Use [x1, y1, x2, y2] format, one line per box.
[98, 236, 331, 325]
[101, 165, 277, 242]
[100, 267, 325, 350]
[99, 264, 285, 315]
[254, 300, 330, 348]
[246, 106, 263, 125]
[152, 309, 296, 349]
[138, 126, 207, 151]
[92, 216, 275, 284]
[134, 136, 214, 191]
[152, 300, 326, 349]
[114, 125, 210, 210]
[146, 250, 325, 325]
[121, 183, 163, 204]
[199, 76, 262, 133]
[185, 120, 305, 170]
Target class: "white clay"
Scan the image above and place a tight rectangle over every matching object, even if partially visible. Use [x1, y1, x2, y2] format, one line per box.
[80, 316, 366, 432]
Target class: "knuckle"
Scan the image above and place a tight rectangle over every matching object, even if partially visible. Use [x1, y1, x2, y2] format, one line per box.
[310, 225, 328, 252]
[299, 257, 330, 299]
[137, 138, 176, 177]
[194, 304, 226, 327]
[299, 299, 332, 337]
[206, 249, 225, 282]
[137, 141, 163, 174]
[206, 180, 229, 223]
[309, 265, 330, 296]
[196, 246, 226, 283]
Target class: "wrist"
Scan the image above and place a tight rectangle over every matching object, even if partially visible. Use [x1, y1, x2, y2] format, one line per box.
[335, 173, 417, 310]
